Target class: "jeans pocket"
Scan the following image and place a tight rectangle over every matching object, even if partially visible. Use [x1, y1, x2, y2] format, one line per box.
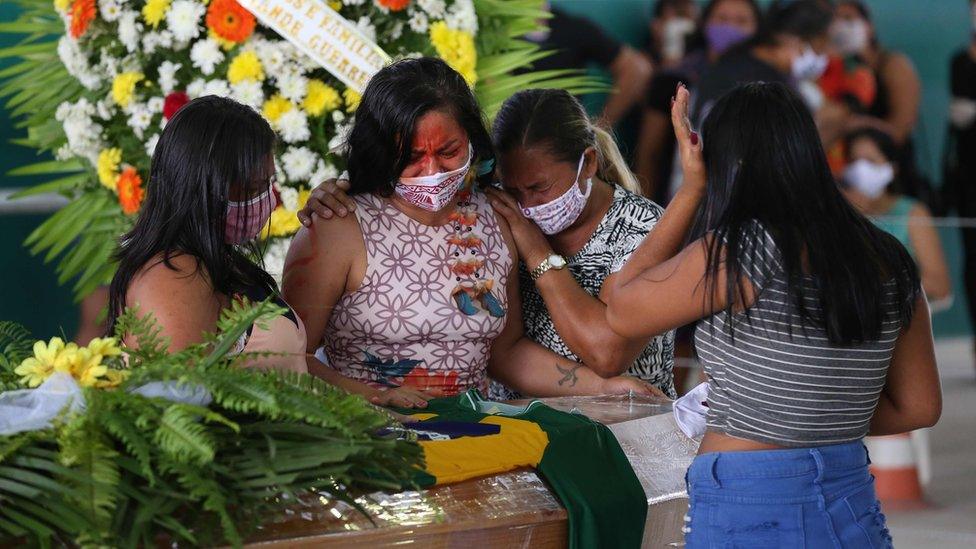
[702, 500, 804, 549]
[825, 481, 893, 549]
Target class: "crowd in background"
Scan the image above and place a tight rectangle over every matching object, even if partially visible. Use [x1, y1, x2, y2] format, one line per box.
[529, 0, 976, 388]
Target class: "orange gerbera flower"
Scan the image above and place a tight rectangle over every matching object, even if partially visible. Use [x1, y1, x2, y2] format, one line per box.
[116, 167, 144, 215]
[377, 0, 411, 11]
[206, 0, 256, 44]
[69, 0, 96, 39]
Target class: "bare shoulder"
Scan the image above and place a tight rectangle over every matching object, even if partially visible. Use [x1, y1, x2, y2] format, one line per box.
[883, 52, 918, 79]
[128, 253, 212, 306]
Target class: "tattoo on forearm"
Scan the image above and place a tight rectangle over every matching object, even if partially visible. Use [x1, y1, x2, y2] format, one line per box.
[556, 363, 582, 387]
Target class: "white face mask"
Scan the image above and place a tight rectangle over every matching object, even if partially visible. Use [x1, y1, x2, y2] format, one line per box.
[844, 158, 894, 199]
[831, 19, 869, 56]
[396, 143, 472, 212]
[520, 154, 592, 235]
[792, 45, 829, 81]
[662, 17, 696, 62]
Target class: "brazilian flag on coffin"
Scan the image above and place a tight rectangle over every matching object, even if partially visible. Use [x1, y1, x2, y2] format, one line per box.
[397, 390, 647, 549]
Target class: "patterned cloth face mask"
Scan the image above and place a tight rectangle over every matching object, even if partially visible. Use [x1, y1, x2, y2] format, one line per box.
[396, 143, 473, 212]
[225, 177, 277, 244]
[520, 153, 592, 235]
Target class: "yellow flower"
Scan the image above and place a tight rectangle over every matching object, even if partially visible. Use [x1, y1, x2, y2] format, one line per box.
[14, 338, 78, 388]
[327, 0, 342, 10]
[263, 188, 310, 238]
[67, 348, 108, 388]
[95, 368, 130, 389]
[53, 0, 71, 12]
[262, 94, 293, 123]
[227, 51, 264, 85]
[85, 337, 123, 359]
[429, 21, 478, 86]
[264, 206, 302, 237]
[112, 72, 144, 108]
[303, 80, 342, 117]
[97, 148, 122, 190]
[142, 0, 171, 29]
[343, 88, 361, 113]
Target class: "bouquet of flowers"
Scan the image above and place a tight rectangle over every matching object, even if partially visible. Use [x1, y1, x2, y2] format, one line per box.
[0, 300, 424, 547]
[0, 0, 601, 298]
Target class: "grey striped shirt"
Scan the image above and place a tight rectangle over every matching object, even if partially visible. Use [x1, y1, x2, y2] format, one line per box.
[695, 222, 904, 447]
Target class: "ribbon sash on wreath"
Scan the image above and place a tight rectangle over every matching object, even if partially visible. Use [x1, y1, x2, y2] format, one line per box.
[237, 0, 390, 93]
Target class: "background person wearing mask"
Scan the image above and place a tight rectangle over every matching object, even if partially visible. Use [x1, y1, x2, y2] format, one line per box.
[830, 0, 929, 203]
[843, 128, 952, 307]
[648, 0, 700, 69]
[692, 0, 833, 129]
[636, 0, 762, 202]
[526, 2, 653, 128]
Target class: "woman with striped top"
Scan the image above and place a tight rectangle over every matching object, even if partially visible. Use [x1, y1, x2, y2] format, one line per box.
[606, 82, 941, 548]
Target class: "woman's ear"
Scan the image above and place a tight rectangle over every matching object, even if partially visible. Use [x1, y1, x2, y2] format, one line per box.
[583, 146, 599, 181]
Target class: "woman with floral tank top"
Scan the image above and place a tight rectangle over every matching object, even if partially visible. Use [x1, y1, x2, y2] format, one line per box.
[283, 58, 657, 408]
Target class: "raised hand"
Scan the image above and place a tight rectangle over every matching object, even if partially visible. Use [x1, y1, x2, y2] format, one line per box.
[670, 83, 705, 193]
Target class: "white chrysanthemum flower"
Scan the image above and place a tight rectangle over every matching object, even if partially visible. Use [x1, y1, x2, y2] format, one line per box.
[95, 99, 115, 120]
[278, 186, 300, 210]
[186, 78, 206, 98]
[190, 38, 224, 76]
[328, 121, 352, 153]
[231, 80, 264, 110]
[277, 109, 311, 143]
[147, 97, 165, 114]
[98, 0, 122, 22]
[145, 133, 160, 157]
[281, 146, 317, 183]
[117, 11, 142, 53]
[58, 98, 103, 163]
[389, 20, 404, 40]
[256, 41, 288, 75]
[127, 103, 154, 139]
[201, 79, 231, 97]
[276, 71, 308, 104]
[263, 239, 291, 285]
[342, 0, 366, 5]
[99, 53, 121, 78]
[166, 0, 205, 43]
[446, 0, 478, 34]
[158, 61, 181, 94]
[57, 36, 102, 90]
[310, 160, 340, 186]
[141, 32, 164, 55]
[331, 109, 346, 123]
[354, 16, 377, 42]
[407, 10, 429, 33]
[418, 0, 446, 18]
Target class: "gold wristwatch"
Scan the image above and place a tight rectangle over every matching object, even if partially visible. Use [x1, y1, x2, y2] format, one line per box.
[530, 253, 567, 281]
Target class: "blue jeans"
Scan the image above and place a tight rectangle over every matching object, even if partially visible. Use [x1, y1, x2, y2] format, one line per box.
[684, 441, 894, 548]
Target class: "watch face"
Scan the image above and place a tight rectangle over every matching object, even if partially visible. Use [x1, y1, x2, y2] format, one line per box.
[549, 254, 567, 269]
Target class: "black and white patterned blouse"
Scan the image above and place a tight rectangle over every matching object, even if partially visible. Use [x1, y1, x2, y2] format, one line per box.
[491, 186, 677, 400]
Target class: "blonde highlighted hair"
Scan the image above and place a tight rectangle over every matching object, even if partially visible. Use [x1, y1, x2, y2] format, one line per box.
[492, 89, 643, 196]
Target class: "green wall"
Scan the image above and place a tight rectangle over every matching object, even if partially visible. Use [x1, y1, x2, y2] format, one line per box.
[1, 4, 79, 339]
[554, 0, 974, 338]
[2, 1, 973, 338]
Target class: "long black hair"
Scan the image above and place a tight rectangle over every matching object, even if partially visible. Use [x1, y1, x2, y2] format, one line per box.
[695, 82, 920, 344]
[492, 88, 643, 195]
[344, 57, 493, 195]
[107, 95, 278, 332]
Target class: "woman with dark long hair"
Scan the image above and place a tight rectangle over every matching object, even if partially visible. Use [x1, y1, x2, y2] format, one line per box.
[107, 96, 307, 372]
[605, 82, 941, 547]
[282, 57, 657, 408]
[297, 86, 680, 400]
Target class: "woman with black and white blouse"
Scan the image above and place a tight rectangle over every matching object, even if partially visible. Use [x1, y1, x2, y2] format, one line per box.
[299, 89, 676, 399]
